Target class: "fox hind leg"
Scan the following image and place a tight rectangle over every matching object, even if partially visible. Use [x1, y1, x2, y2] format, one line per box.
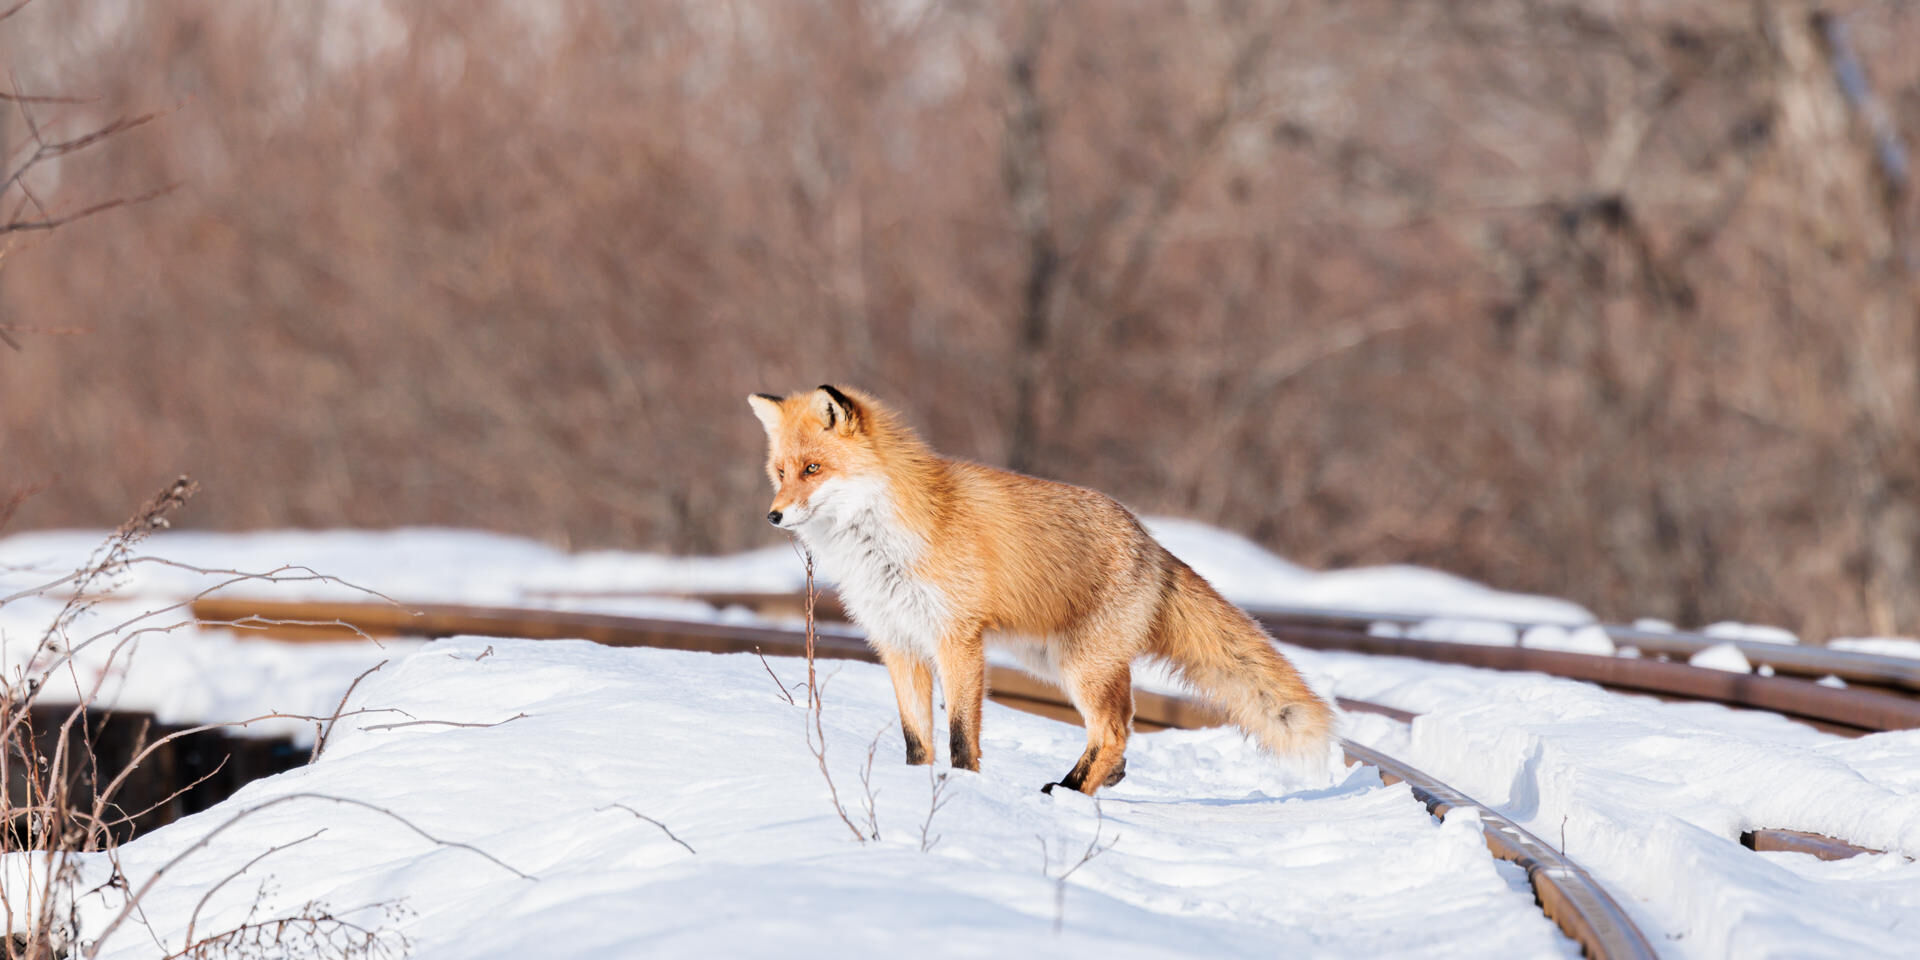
[1043, 660, 1133, 796]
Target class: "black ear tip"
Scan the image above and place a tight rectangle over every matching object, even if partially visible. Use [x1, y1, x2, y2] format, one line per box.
[753, 392, 782, 403]
[817, 384, 857, 408]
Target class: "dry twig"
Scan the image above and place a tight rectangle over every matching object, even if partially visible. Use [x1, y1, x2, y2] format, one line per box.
[754, 646, 797, 706]
[858, 726, 884, 842]
[918, 765, 953, 854]
[793, 543, 865, 842]
[597, 803, 696, 856]
[1039, 800, 1119, 935]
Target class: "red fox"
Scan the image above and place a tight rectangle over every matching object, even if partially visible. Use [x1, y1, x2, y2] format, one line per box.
[748, 385, 1333, 795]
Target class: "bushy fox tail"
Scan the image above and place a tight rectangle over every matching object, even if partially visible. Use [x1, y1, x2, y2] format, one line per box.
[1148, 558, 1334, 762]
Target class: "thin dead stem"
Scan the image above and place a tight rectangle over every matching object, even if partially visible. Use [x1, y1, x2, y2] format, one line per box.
[313, 661, 388, 762]
[793, 543, 865, 842]
[596, 803, 696, 855]
[179, 827, 328, 948]
[358, 712, 527, 732]
[1040, 800, 1119, 935]
[90, 790, 533, 953]
[858, 726, 884, 842]
[918, 764, 953, 854]
[754, 646, 797, 706]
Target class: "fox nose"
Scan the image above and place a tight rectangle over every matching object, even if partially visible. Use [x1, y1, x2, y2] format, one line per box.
[767, 510, 783, 526]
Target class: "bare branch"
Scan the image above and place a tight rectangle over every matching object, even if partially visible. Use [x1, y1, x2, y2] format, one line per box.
[91, 791, 533, 954]
[790, 541, 865, 842]
[313, 661, 388, 762]
[0, 181, 177, 235]
[358, 712, 527, 733]
[596, 803, 696, 855]
[180, 827, 328, 948]
[1047, 799, 1118, 935]
[919, 765, 952, 854]
[754, 646, 797, 706]
[858, 725, 884, 842]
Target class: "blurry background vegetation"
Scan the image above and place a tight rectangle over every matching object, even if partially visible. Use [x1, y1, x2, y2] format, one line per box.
[1, 0, 1914, 640]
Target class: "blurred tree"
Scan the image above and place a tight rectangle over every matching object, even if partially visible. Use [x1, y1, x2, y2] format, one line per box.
[0, 0, 1913, 640]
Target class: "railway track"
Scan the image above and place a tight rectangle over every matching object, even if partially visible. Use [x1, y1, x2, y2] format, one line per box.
[188, 591, 1920, 955]
[531, 589, 1920, 735]
[193, 595, 1670, 957]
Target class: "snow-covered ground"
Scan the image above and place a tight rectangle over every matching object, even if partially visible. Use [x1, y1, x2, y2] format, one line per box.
[3, 522, 1919, 958]
[10, 641, 1578, 959]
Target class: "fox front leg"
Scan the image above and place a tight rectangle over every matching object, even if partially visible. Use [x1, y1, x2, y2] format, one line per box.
[879, 647, 936, 765]
[935, 625, 986, 772]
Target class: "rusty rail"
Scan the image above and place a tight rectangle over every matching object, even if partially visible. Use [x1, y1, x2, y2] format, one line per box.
[193, 595, 1654, 958]
[1742, 829, 1882, 862]
[1245, 603, 1920, 695]
[1258, 623, 1920, 736]
[1345, 741, 1654, 960]
[549, 589, 1920, 734]
[534, 588, 1920, 693]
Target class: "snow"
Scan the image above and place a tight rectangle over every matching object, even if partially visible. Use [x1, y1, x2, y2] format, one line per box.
[1689, 642, 1754, 674]
[1831, 637, 1920, 661]
[6, 521, 1920, 959]
[1704, 622, 1802, 646]
[1309, 649, 1920, 958]
[12, 640, 1578, 959]
[1404, 618, 1519, 647]
[1521, 624, 1617, 656]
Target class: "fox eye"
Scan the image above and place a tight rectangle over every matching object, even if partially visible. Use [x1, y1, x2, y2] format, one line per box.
[776, 468, 785, 480]
[804, 462, 820, 475]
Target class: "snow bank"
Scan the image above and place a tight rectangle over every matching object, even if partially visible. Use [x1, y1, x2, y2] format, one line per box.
[36, 641, 1573, 959]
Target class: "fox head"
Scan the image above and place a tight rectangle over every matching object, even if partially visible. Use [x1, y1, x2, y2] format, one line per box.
[747, 385, 888, 532]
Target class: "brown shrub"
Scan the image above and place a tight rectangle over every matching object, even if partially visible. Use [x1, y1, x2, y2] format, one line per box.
[2, 0, 1914, 639]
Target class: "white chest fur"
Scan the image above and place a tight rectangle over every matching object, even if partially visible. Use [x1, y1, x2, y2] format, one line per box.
[794, 475, 950, 659]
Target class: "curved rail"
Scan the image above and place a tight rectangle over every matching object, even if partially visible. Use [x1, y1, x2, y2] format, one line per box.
[193, 595, 1655, 959]
[1344, 741, 1653, 960]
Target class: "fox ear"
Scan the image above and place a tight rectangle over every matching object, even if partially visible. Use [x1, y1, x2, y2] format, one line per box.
[747, 393, 785, 436]
[813, 385, 862, 435]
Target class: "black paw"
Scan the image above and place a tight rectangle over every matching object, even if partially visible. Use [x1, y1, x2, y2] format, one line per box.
[1041, 781, 1061, 795]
